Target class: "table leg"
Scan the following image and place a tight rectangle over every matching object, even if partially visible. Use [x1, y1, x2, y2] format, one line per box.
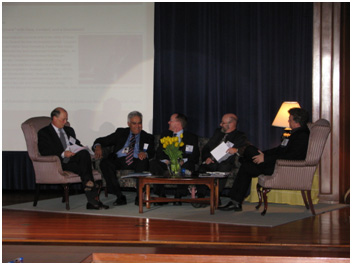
[139, 180, 144, 213]
[146, 184, 151, 209]
[215, 179, 219, 208]
[210, 181, 214, 215]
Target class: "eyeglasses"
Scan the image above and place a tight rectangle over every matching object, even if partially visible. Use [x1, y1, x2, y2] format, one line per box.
[220, 121, 232, 125]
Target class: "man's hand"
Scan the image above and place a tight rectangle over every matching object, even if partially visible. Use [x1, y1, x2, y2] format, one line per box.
[94, 145, 103, 160]
[226, 147, 238, 155]
[138, 152, 147, 160]
[64, 150, 75, 158]
[204, 157, 214, 165]
[252, 150, 264, 164]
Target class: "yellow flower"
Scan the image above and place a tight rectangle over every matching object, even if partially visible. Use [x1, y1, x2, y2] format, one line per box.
[180, 142, 184, 147]
[180, 133, 183, 139]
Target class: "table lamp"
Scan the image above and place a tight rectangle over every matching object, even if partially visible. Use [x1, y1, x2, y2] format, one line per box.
[272, 101, 301, 138]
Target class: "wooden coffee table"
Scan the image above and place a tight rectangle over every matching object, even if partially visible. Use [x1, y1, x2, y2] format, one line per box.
[138, 176, 221, 215]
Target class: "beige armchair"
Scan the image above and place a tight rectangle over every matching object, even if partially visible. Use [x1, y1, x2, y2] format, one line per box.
[256, 119, 331, 216]
[21, 117, 102, 210]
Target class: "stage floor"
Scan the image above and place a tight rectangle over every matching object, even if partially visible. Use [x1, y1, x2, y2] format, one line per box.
[2, 191, 350, 263]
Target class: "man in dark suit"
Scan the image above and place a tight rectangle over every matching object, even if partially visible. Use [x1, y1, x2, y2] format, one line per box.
[38, 107, 107, 210]
[194, 113, 250, 204]
[93, 111, 155, 206]
[219, 108, 310, 212]
[150, 113, 200, 204]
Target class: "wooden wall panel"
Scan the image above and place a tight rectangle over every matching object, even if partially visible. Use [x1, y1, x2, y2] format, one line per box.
[313, 3, 341, 203]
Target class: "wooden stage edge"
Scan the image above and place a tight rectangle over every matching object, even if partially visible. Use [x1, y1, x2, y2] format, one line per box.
[2, 207, 350, 263]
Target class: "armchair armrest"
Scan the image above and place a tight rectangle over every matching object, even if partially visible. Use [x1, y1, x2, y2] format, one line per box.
[275, 159, 307, 167]
[34, 155, 60, 163]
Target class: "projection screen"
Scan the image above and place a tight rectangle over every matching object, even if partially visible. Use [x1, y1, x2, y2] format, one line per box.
[2, 2, 155, 151]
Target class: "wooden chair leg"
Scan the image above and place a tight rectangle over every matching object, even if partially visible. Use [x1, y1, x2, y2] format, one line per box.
[301, 190, 310, 210]
[63, 184, 70, 210]
[33, 184, 40, 207]
[255, 183, 263, 210]
[261, 188, 271, 216]
[306, 190, 316, 215]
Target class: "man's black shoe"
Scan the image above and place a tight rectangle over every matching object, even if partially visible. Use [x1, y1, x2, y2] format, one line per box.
[99, 202, 109, 209]
[218, 201, 242, 211]
[86, 202, 101, 210]
[113, 195, 127, 206]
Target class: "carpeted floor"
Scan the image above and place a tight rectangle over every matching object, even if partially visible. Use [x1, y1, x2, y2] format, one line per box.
[3, 192, 348, 227]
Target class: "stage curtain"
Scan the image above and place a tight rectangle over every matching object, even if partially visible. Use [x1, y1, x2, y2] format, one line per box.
[153, 3, 313, 151]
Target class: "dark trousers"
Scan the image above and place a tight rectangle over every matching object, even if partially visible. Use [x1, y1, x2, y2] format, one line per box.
[62, 150, 94, 186]
[229, 145, 274, 203]
[149, 159, 196, 197]
[196, 157, 236, 197]
[61, 150, 98, 204]
[100, 155, 149, 198]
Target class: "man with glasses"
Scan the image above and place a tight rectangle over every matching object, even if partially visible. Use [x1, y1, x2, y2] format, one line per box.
[194, 113, 250, 207]
[93, 111, 155, 206]
[38, 107, 107, 210]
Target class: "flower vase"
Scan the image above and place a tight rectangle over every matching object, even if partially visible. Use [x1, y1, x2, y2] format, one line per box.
[169, 159, 181, 178]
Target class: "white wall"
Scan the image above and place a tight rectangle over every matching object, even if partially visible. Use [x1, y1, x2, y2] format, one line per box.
[2, 2, 155, 151]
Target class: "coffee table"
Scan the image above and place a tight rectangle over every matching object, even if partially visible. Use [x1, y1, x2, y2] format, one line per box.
[138, 176, 223, 215]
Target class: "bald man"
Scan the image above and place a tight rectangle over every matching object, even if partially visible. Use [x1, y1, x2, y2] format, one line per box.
[38, 107, 107, 210]
[194, 113, 250, 206]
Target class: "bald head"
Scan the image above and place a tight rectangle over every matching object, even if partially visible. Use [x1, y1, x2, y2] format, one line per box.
[220, 113, 238, 133]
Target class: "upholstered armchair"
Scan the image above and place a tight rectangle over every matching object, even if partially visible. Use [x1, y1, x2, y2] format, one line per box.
[21, 116, 102, 210]
[256, 119, 331, 216]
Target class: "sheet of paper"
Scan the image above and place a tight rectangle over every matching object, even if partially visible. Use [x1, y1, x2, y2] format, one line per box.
[68, 144, 94, 155]
[210, 141, 234, 163]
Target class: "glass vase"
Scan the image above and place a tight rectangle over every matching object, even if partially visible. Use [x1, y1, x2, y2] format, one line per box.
[169, 159, 181, 178]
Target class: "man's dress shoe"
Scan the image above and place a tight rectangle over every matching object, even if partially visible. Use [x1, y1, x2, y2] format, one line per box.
[99, 202, 109, 209]
[218, 201, 242, 212]
[113, 195, 127, 206]
[86, 202, 101, 210]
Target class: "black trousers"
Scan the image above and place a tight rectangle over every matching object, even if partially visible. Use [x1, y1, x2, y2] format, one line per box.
[229, 145, 275, 203]
[61, 150, 99, 204]
[149, 159, 196, 197]
[100, 155, 149, 198]
[62, 150, 94, 186]
[196, 157, 236, 197]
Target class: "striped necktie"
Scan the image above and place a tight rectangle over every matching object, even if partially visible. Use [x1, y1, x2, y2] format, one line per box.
[125, 134, 136, 165]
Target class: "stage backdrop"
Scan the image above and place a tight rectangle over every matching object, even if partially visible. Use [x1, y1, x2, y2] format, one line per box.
[3, 3, 154, 151]
[153, 3, 313, 151]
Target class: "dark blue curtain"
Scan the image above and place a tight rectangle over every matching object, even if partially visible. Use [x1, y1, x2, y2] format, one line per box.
[153, 3, 313, 150]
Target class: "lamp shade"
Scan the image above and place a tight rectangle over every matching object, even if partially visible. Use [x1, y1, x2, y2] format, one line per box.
[272, 101, 301, 128]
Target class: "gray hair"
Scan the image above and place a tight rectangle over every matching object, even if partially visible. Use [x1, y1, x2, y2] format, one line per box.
[127, 111, 143, 122]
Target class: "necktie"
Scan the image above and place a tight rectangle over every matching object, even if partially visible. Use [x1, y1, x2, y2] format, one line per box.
[59, 128, 69, 163]
[59, 128, 67, 149]
[222, 133, 228, 143]
[125, 134, 136, 165]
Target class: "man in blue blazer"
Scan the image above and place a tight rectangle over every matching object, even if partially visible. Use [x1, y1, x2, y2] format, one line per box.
[38, 107, 107, 210]
[219, 108, 310, 212]
[93, 111, 155, 206]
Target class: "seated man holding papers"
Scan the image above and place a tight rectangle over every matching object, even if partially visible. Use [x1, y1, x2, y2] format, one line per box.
[194, 113, 250, 207]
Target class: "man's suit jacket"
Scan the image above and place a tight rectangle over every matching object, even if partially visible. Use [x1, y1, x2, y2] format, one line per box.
[262, 125, 310, 171]
[201, 128, 249, 162]
[93, 127, 155, 159]
[38, 124, 82, 163]
[156, 130, 200, 166]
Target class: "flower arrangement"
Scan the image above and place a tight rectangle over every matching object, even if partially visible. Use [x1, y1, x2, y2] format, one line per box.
[160, 134, 184, 176]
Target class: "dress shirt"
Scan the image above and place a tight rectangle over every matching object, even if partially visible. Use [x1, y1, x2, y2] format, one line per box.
[116, 132, 140, 158]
